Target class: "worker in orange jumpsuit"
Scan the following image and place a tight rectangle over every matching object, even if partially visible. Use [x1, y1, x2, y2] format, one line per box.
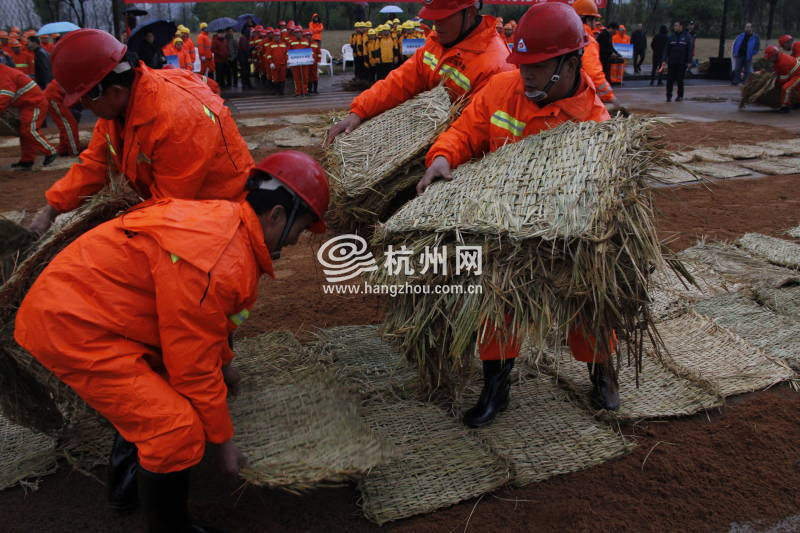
[764, 45, 800, 114]
[503, 22, 514, 49]
[8, 39, 34, 74]
[572, 0, 624, 112]
[326, 0, 512, 144]
[161, 34, 178, 59]
[304, 29, 321, 94]
[495, 17, 504, 36]
[778, 34, 800, 58]
[164, 63, 221, 95]
[418, 2, 617, 427]
[40, 34, 55, 54]
[288, 27, 310, 97]
[309, 13, 324, 44]
[0, 63, 57, 168]
[43, 79, 81, 156]
[179, 26, 195, 64]
[197, 22, 214, 76]
[266, 31, 288, 95]
[172, 38, 193, 70]
[29, 29, 254, 235]
[16, 150, 330, 533]
[610, 24, 630, 84]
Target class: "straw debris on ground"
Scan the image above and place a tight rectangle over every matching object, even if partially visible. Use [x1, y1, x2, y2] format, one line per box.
[737, 233, 800, 270]
[373, 118, 687, 398]
[0, 413, 57, 491]
[323, 85, 454, 234]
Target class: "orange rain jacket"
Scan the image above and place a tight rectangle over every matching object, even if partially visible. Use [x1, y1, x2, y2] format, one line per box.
[197, 31, 214, 73]
[583, 24, 615, 103]
[774, 52, 800, 107]
[15, 198, 274, 473]
[45, 64, 253, 214]
[350, 16, 512, 120]
[425, 70, 612, 362]
[309, 15, 324, 41]
[426, 70, 610, 168]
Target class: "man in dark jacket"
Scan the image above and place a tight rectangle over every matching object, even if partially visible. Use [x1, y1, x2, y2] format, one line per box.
[650, 25, 668, 86]
[134, 31, 165, 69]
[212, 31, 230, 88]
[597, 21, 621, 81]
[237, 32, 252, 89]
[661, 21, 691, 102]
[631, 23, 646, 74]
[27, 36, 52, 89]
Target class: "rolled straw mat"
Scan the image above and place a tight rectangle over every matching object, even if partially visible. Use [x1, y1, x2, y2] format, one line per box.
[694, 293, 800, 370]
[231, 331, 391, 490]
[737, 233, 800, 270]
[0, 413, 57, 491]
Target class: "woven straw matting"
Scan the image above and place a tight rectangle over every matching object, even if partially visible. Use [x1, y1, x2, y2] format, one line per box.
[684, 162, 752, 179]
[737, 233, 800, 270]
[787, 225, 800, 239]
[309, 325, 418, 400]
[657, 312, 794, 397]
[232, 330, 390, 490]
[684, 148, 734, 163]
[679, 241, 799, 290]
[738, 157, 800, 176]
[0, 109, 19, 137]
[57, 411, 116, 471]
[694, 293, 800, 370]
[358, 400, 508, 525]
[540, 349, 721, 420]
[649, 166, 698, 185]
[713, 144, 782, 160]
[757, 139, 800, 156]
[739, 71, 779, 108]
[466, 373, 633, 486]
[648, 259, 730, 320]
[0, 413, 57, 491]
[324, 86, 452, 232]
[753, 284, 800, 318]
[374, 118, 676, 396]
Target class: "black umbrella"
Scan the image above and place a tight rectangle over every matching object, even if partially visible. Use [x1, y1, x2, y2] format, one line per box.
[235, 14, 261, 33]
[127, 19, 177, 52]
[208, 17, 237, 33]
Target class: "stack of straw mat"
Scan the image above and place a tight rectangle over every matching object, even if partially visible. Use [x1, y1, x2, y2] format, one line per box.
[374, 118, 683, 396]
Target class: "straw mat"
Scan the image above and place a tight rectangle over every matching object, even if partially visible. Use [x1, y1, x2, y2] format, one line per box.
[753, 283, 800, 318]
[737, 233, 800, 270]
[684, 162, 752, 179]
[738, 157, 800, 176]
[0, 413, 57, 491]
[679, 241, 799, 290]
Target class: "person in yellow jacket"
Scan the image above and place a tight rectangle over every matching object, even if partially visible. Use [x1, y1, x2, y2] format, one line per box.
[351, 21, 369, 80]
[374, 25, 396, 80]
[365, 29, 378, 82]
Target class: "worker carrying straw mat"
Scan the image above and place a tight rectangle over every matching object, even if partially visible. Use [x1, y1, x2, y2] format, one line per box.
[373, 118, 684, 400]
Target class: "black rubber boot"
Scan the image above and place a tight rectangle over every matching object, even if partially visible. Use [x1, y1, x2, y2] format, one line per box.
[107, 432, 139, 514]
[588, 362, 620, 411]
[463, 359, 515, 428]
[138, 466, 229, 533]
[777, 106, 791, 114]
[43, 154, 57, 166]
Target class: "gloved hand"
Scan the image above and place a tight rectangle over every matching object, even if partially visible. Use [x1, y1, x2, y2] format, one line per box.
[218, 439, 247, 475]
[222, 363, 241, 398]
[605, 100, 630, 117]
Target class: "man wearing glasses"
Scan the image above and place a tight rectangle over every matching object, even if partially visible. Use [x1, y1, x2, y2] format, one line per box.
[29, 29, 253, 235]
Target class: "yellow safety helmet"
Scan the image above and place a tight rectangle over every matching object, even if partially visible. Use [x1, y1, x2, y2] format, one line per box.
[199, 22, 208, 30]
[367, 29, 376, 35]
[393, 18, 400, 23]
[402, 21, 414, 29]
[365, 21, 373, 28]
[355, 21, 364, 28]
[173, 37, 183, 46]
[178, 25, 190, 34]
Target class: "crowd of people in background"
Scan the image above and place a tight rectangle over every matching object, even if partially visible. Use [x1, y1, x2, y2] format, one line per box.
[349, 18, 426, 82]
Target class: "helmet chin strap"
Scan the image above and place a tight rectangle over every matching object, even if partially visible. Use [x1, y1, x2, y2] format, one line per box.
[271, 194, 301, 260]
[525, 54, 567, 103]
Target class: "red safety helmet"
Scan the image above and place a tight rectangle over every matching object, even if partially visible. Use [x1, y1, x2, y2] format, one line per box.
[0, 31, 8, 39]
[764, 45, 780, 60]
[251, 151, 329, 233]
[52, 29, 127, 107]
[507, 2, 588, 65]
[419, 0, 477, 21]
[8, 39, 20, 47]
[778, 34, 793, 48]
[10, 26, 21, 33]
[572, 0, 601, 18]
[279, 20, 286, 26]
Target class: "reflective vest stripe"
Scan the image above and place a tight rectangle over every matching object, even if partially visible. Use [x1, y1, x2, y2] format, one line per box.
[438, 64, 471, 92]
[229, 308, 250, 326]
[202, 105, 216, 124]
[50, 100, 78, 154]
[14, 80, 36, 102]
[105, 133, 117, 157]
[490, 110, 526, 137]
[30, 106, 56, 155]
[422, 50, 438, 71]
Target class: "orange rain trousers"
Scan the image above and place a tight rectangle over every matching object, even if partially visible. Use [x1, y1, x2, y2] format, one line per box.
[350, 16, 512, 120]
[15, 199, 274, 473]
[0, 64, 56, 162]
[45, 65, 252, 214]
[44, 80, 80, 156]
[774, 53, 800, 107]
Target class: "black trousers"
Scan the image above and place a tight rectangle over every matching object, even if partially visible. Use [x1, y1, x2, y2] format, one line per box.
[238, 57, 251, 88]
[228, 59, 239, 86]
[666, 63, 686, 99]
[376, 63, 392, 80]
[215, 61, 230, 88]
[633, 50, 646, 72]
[650, 59, 663, 84]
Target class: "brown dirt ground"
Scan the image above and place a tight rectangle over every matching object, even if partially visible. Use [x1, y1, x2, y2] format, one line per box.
[649, 119, 798, 152]
[2, 119, 800, 532]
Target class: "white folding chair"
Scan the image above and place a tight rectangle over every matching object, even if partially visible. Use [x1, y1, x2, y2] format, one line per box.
[341, 43, 354, 73]
[320, 48, 334, 76]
